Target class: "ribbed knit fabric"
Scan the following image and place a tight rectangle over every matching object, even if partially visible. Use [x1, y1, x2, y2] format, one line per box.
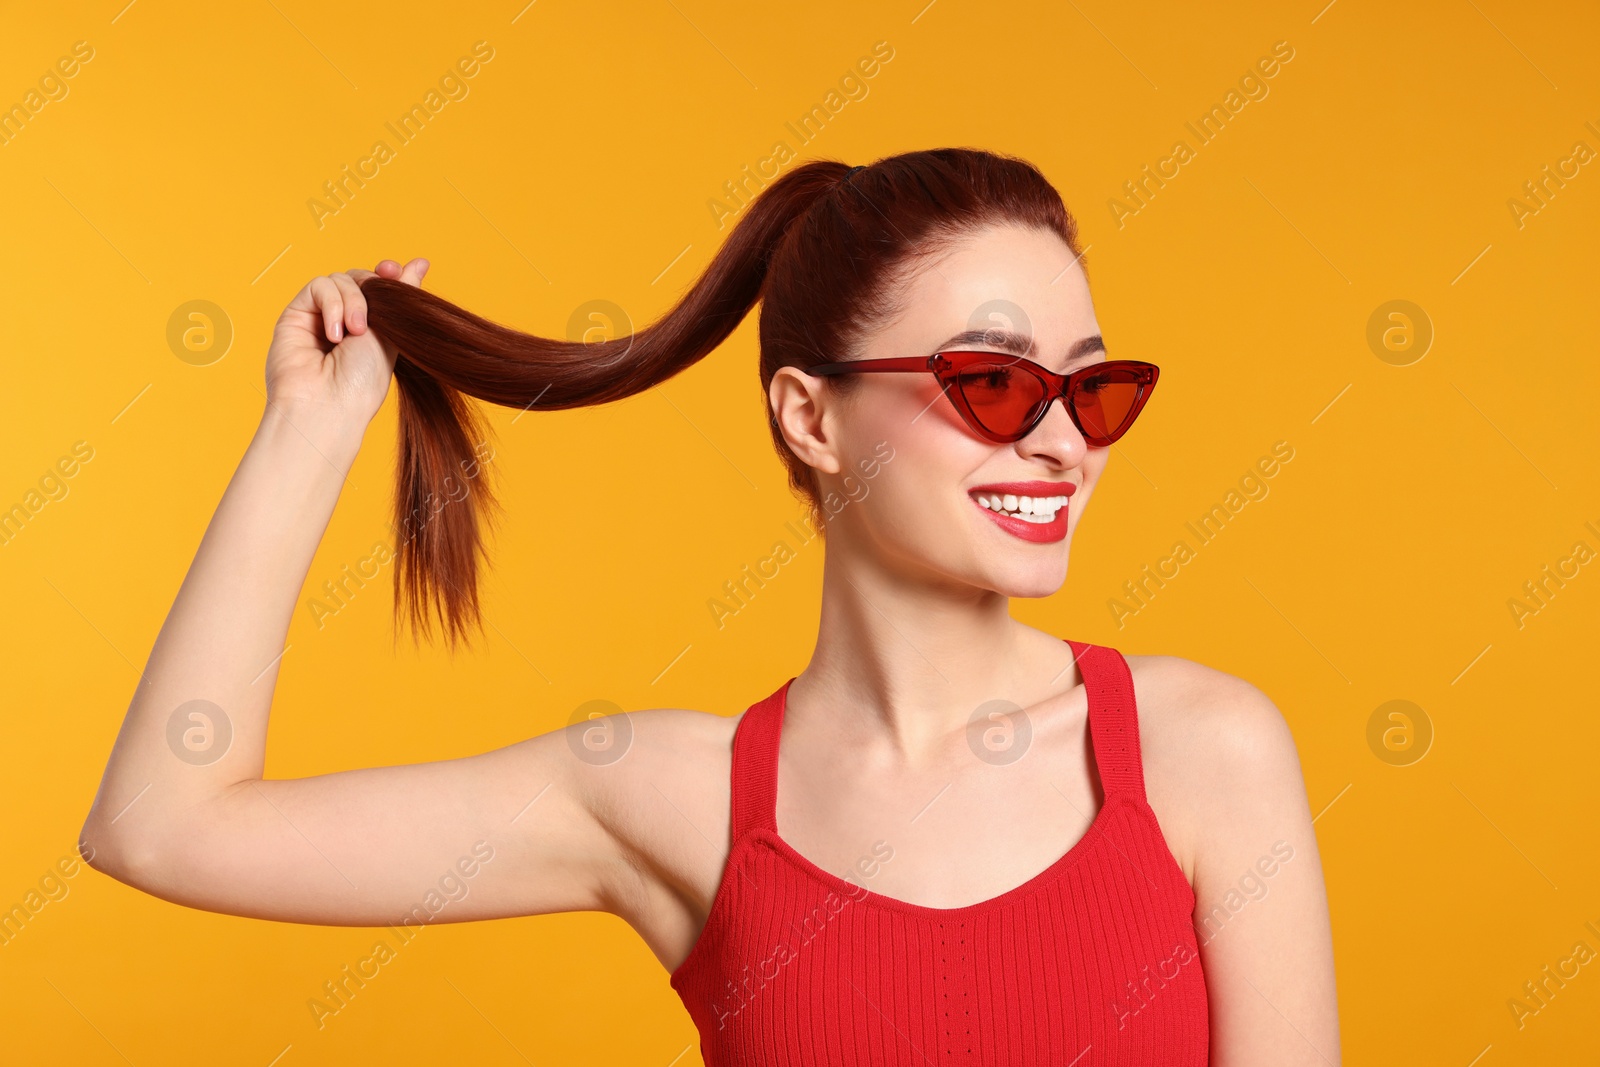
[669, 639, 1209, 1065]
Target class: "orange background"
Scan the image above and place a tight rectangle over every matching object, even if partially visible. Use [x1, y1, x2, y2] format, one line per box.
[2, 1, 1597, 1063]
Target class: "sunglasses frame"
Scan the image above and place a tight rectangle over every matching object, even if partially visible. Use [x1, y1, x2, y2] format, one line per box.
[805, 351, 1161, 445]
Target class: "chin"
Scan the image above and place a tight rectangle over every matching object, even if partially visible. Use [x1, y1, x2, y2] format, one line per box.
[988, 561, 1070, 600]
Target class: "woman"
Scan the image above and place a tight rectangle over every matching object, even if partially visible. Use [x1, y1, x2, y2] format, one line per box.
[81, 149, 1339, 1064]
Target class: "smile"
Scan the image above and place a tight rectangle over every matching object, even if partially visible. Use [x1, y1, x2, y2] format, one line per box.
[973, 492, 1071, 523]
[967, 482, 1076, 544]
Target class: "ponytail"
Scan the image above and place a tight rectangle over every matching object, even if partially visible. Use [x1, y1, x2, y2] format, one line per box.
[357, 161, 854, 650]
[355, 148, 1081, 651]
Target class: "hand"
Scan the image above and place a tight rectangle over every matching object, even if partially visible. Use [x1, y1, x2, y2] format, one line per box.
[264, 257, 430, 427]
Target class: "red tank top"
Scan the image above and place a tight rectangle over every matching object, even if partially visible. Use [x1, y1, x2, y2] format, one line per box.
[669, 639, 1210, 1065]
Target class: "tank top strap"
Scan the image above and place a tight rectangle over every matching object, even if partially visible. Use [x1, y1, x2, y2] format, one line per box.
[728, 677, 792, 840]
[1065, 639, 1148, 803]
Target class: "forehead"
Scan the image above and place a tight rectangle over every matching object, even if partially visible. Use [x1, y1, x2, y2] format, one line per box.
[877, 223, 1099, 358]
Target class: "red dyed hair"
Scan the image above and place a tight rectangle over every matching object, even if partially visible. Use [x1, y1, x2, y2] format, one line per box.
[357, 147, 1085, 649]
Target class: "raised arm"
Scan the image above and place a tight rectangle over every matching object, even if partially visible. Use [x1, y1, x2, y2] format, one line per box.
[76, 259, 639, 927]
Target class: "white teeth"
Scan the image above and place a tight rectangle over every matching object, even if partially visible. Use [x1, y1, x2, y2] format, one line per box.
[974, 492, 1070, 522]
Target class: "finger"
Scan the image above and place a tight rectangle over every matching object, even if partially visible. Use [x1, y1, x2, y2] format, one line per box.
[399, 257, 430, 287]
[309, 276, 343, 343]
[375, 259, 403, 278]
[346, 267, 379, 299]
[329, 272, 367, 334]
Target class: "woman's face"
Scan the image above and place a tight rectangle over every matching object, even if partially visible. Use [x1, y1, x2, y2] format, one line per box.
[776, 222, 1114, 598]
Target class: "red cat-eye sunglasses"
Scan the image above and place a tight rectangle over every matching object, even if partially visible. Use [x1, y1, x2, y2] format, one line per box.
[806, 351, 1160, 446]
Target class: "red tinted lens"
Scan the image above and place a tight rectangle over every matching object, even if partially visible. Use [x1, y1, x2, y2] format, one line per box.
[1072, 366, 1145, 443]
[952, 360, 1050, 437]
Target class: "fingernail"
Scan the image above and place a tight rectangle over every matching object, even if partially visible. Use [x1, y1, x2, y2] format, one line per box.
[418, 259, 430, 277]
[332, 322, 342, 340]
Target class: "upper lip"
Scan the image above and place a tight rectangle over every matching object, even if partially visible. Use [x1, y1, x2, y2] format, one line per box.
[968, 480, 1077, 498]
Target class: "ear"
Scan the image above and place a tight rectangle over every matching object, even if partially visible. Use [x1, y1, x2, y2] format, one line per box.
[769, 366, 843, 476]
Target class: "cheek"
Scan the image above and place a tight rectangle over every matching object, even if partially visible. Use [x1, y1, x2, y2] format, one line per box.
[1064, 458, 1106, 522]
[839, 389, 972, 488]
[911, 384, 976, 441]
[850, 435, 991, 545]
[1083, 450, 1110, 488]
[849, 380, 943, 444]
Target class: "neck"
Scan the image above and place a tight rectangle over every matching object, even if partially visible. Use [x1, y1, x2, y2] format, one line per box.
[789, 542, 1078, 766]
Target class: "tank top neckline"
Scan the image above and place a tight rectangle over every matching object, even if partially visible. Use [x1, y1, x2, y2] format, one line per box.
[671, 638, 1152, 985]
[760, 740, 1134, 919]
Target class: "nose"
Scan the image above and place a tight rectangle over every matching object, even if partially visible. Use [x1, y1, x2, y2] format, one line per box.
[1015, 393, 1091, 466]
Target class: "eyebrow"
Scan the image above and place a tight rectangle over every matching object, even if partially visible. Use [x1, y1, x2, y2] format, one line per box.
[935, 328, 1106, 369]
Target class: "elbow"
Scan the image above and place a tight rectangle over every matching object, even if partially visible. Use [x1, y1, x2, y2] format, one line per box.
[77, 812, 167, 892]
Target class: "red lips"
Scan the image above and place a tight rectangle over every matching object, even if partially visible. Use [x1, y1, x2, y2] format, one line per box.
[967, 482, 1075, 544]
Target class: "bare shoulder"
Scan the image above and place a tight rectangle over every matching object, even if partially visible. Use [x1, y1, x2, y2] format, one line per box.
[575, 705, 740, 825]
[1121, 654, 1311, 883]
[599, 704, 741, 760]
[1124, 654, 1300, 764]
